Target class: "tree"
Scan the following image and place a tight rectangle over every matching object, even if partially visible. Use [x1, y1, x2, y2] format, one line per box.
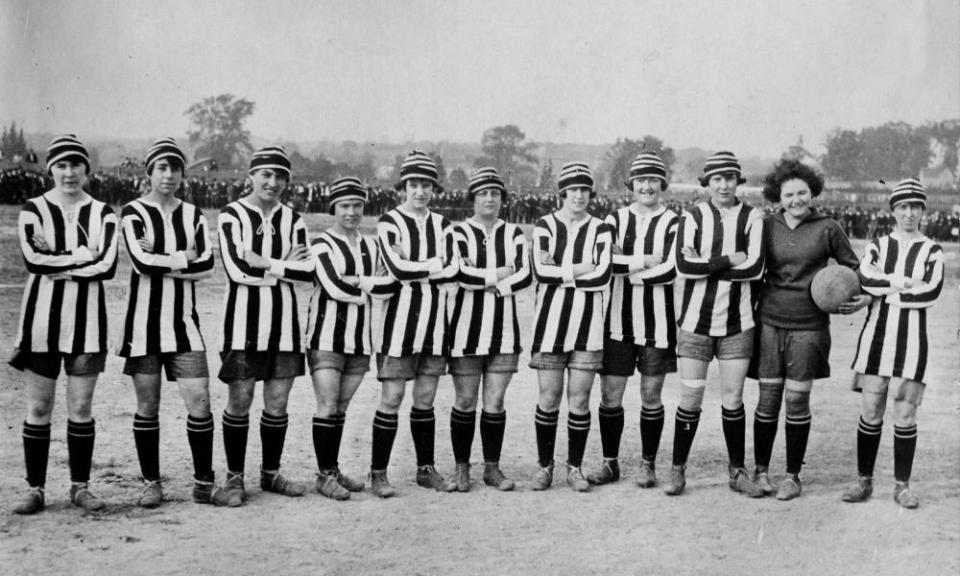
[821, 129, 863, 182]
[538, 160, 555, 188]
[184, 94, 255, 169]
[1, 121, 29, 157]
[859, 122, 930, 181]
[473, 125, 538, 184]
[602, 135, 675, 191]
[449, 167, 468, 190]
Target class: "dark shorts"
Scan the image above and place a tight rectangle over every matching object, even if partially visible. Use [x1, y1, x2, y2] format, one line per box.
[123, 351, 209, 381]
[9, 349, 107, 380]
[757, 324, 831, 381]
[308, 350, 370, 376]
[676, 329, 754, 362]
[600, 338, 677, 377]
[218, 351, 305, 383]
[376, 353, 446, 381]
[448, 353, 520, 377]
[529, 350, 603, 371]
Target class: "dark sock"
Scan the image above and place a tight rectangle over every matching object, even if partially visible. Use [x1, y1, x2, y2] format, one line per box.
[410, 407, 436, 467]
[186, 414, 214, 481]
[260, 411, 288, 471]
[67, 419, 96, 483]
[133, 413, 160, 481]
[722, 405, 746, 469]
[333, 413, 347, 468]
[221, 411, 249, 474]
[480, 410, 507, 463]
[312, 416, 338, 471]
[598, 405, 624, 460]
[785, 413, 812, 475]
[893, 424, 918, 483]
[535, 406, 559, 467]
[22, 421, 51, 488]
[672, 408, 700, 466]
[856, 417, 883, 477]
[450, 408, 476, 464]
[639, 405, 665, 463]
[753, 410, 779, 469]
[371, 411, 399, 470]
[567, 411, 591, 468]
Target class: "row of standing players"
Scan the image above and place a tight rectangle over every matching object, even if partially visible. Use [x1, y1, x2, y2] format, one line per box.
[10, 137, 945, 515]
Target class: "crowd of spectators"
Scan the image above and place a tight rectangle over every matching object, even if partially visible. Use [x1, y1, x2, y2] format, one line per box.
[2, 166, 958, 242]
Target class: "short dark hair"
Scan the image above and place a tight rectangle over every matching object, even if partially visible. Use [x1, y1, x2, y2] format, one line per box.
[147, 156, 185, 176]
[762, 159, 823, 203]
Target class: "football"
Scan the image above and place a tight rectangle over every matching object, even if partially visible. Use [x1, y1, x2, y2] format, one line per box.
[810, 264, 861, 313]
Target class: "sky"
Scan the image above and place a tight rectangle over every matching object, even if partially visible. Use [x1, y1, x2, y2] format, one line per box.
[1, 0, 957, 156]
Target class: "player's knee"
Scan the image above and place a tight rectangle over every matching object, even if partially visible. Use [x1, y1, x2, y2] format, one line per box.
[136, 400, 160, 419]
[678, 381, 706, 411]
[893, 399, 919, 427]
[784, 389, 811, 418]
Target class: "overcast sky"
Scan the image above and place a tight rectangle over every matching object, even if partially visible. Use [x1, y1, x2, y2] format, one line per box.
[2, 0, 957, 156]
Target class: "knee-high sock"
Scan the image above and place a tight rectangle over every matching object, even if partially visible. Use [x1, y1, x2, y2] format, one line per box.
[371, 411, 399, 470]
[222, 411, 249, 474]
[567, 411, 591, 467]
[67, 419, 96, 483]
[133, 413, 161, 481]
[639, 405, 665, 463]
[450, 408, 476, 464]
[722, 405, 746, 469]
[535, 406, 559, 468]
[260, 412, 288, 471]
[598, 405, 624, 460]
[22, 421, 51, 488]
[785, 413, 812, 475]
[410, 407, 436, 467]
[186, 414, 214, 482]
[312, 416, 338, 471]
[893, 424, 918, 483]
[856, 417, 883, 477]
[480, 410, 507, 463]
[753, 381, 784, 469]
[671, 408, 700, 466]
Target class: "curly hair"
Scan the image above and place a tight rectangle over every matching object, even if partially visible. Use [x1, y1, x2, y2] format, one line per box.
[762, 159, 823, 203]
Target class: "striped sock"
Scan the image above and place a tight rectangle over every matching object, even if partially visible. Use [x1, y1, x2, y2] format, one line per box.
[893, 424, 918, 483]
[753, 410, 779, 469]
[22, 421, 51, 488]
[856, 417, 883, 477]
[722, 405, 746, 469]
[222, 411, 249, 474]
[260, 412, 288, 471]
[133, 414, 161, 481]
[186, 414, 214, 482]
[567, 411, 591, 468]
[450, 408, 476, 464]
[598, 405, 624, 460]
[639, 405, 665, 463]
[410, 407, 436, 467]
[785, 413, 812, 475]
[672, 408, 700, 466]
[67, 419, 96, 483]
[480, 410, 507, 463]
[371, 411, 399, 470]
[535, 406, 559, 467]
[312, 416, 338, 471]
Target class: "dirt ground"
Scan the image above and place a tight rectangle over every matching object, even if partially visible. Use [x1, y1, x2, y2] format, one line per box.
[1, 207, 958, 576]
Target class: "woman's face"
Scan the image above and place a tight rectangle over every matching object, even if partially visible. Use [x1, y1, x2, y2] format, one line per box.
[50, 160, 87, 194]
[779, 178, 812, 219]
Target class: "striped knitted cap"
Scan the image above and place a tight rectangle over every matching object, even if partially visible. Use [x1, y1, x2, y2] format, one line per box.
[395, 149, 440, 189]
[558, 161, 594, 192]
[248, 145, 291, 176]
[328, 176, 367, 214]
[468, 167, 506, 198]
[702, 150, 745, 182]
[144, 137, 187, 174]
[46, 134, 90, 173]
[628, 152, 668, 184]
[889, 178, 926, 209]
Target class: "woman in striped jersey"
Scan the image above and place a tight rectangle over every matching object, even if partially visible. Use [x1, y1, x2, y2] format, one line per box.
[529, 162, 612, 493]
[118, 138, 217, 508]
[668, 151, 765, 498]
[842, 179, 945, 510]
[447, 167, 532, 492]
[214, 146, 315, 507]
[750, 159, 869, 501]
[306, 177, 396, 501]
[370, 150, 458, 497]
[588, 153, 678, 490]
[11, 135, 119, 514]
